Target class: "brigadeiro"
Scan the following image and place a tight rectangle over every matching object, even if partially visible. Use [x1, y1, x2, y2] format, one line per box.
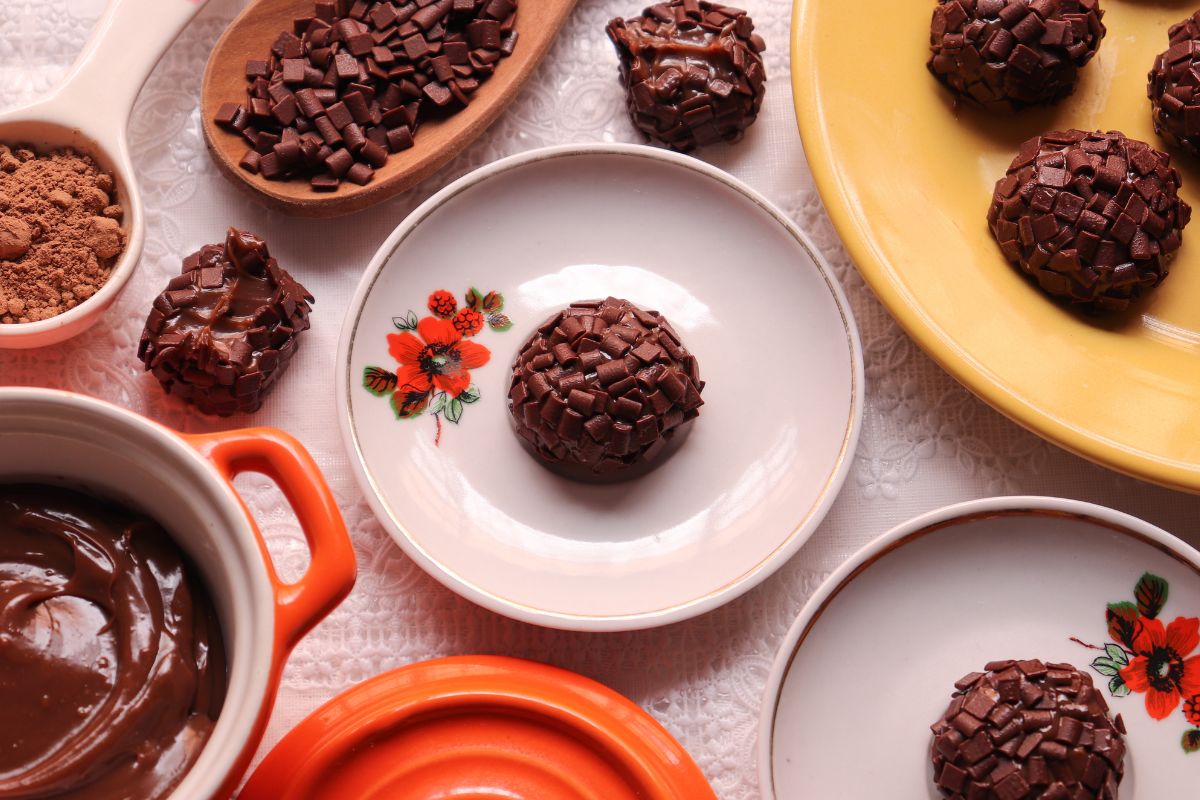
[927, 0, 1106, 113]
[987, 129, 1191, 311]
[931, 659, 1125, 799]
[138, 228, 313, 416]
[606, 0, 766, 152]
[1148, 12, 1200, 157]
[507, 298, 704, 483]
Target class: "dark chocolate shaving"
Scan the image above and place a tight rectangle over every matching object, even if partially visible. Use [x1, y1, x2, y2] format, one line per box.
[1148, 11, 1200, 157]
[931, 660, 1125, 800]
[606, 0, 766, 152]
[987, 129, 1191, 311]
[138, 228, 313, 416]
[927, 0, 1106, 113]
[508, 297, 704, 482]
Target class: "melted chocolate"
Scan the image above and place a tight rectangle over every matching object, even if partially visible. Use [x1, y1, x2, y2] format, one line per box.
[0, 485, 226, 799]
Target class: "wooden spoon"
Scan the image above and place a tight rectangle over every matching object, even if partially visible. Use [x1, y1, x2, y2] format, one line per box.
[201, 0, 577, 218]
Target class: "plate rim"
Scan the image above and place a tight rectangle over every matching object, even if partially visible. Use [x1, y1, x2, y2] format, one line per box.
[239, 655, 716, 799]
[790, 0, 1200, 494]
[755, 494, 1200, 799]
[335, 142, 865, 631]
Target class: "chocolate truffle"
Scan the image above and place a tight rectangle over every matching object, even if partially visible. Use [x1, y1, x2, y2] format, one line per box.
[606, 1, 766, 152]
[1148, 12, 1200, 157]
[138, 228, 313, 416]
[931, 660, 1125, 799]
[987, 129, 1191, 311]
[927, 0, 1106, 113]
[507, 298, 704, 482]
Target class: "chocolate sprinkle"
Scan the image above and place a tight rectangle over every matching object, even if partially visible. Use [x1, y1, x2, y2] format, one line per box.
[927, 0, 1106, 113]
[987, 129, 1191, 311]
[931, 660, 1125, 800]
[1148, 11, 1200, 157]
[606, 0, 766, 152]
[507, 298, 704, 482]
[138, 228, 313, 416]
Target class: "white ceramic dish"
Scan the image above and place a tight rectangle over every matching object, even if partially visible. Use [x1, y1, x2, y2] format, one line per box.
[337, 143, 863, 631]
[0, 388, 356, 798]
[759, 497, 1200, 799]
[0, 0, 204, 348]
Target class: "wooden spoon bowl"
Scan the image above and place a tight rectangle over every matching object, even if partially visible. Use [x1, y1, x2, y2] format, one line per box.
[201, 0, 576, 218]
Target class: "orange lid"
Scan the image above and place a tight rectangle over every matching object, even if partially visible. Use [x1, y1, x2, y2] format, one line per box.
[240, 656, 716, 800]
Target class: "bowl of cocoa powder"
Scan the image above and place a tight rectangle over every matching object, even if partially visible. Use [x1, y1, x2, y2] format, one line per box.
[0, 142, 128, 342]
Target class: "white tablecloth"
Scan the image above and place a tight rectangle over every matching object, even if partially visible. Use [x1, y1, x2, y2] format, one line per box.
[4, 1, 1200, 796]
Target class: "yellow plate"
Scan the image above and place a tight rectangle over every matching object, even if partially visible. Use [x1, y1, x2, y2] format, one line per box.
[793, 1, 1200, 492]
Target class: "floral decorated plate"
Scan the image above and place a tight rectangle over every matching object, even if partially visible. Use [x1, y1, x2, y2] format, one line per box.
[759, 496, 1200, 799]
[335, 144, 862, 631]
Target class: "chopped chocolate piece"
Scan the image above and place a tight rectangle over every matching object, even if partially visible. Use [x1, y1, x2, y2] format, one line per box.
[138, 228, 313, 416]
[606, 0, 766, 151]
[928, 0, 1106, 112]
[988, 129, 1190, 311]
[932, 661, 1125, 800]
[508, 297, 703, 482]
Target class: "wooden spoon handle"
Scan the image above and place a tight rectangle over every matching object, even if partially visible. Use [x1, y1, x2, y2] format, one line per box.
[53, 0, 209, 144]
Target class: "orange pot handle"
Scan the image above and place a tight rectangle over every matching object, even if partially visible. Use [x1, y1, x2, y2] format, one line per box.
[186, 428, 357, 653]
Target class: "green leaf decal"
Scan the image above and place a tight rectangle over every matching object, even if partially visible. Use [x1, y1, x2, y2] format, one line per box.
[1107, 602, 1140, 649]
[459, 386, 481, 404]
[428, 393, 447, 416]
[1104, 643, 1129, 667]
[1184, 730, 1200, 754]
[390, 388, 429, 419]
[1109, 675, 1131, 698]
[362, 366, 397, 396]
[1091, 656, 1122, 677]
[445, 397, 464, 424]
[488, 313, 513, 332]
[465, 287, 484, 311]
[481, 291, 504, 313]
[392, 311, 419, 331]
[1134, 572, 1169, 620]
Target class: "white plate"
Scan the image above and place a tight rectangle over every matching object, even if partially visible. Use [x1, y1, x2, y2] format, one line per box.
[759, 497, 1200, 799]
[336, 144, 862, 631]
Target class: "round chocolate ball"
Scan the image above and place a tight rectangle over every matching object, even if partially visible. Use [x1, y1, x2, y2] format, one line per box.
[927, 0, 1106, 113]
[1149, 12, 1200, 157]
[138, 228, 313, 416]
[507, 298, 704, 483]
[931, 659, 1125, 799]
[605, 1, 766, 152]
[987, 129, 1191, 311]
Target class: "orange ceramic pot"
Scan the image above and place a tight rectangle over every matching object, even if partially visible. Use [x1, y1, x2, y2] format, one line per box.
[0, 388, 357, 799]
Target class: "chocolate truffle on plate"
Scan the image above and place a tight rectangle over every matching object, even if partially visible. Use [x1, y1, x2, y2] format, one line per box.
[987, 129, 1191, 311]
[927, 0, 1106, 113]
[931, 659, 1125, 799]
[1148, 12, 1200, 157]
[508, 298, 704, 483]
[606, 0, 766, 152]
[138, 227, 313, 416]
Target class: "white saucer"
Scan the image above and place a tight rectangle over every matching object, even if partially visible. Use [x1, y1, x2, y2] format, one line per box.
[759, 497, 1200, 799]
[336, 144, 862, 631]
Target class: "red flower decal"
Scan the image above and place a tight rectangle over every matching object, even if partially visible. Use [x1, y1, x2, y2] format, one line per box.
[428, 290, 457, 319]
[1119, 616, 1200, 720]
[453, 307, 484, 337]
[387, 316, 490, 400]
[1185, 695, 1200, 727]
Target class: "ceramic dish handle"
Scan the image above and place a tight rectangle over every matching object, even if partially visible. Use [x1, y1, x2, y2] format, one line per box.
[186, 428, 358, 652]
[51, 0, 208, 136]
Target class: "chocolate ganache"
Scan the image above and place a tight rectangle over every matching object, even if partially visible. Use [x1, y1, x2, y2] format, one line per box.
[0, 485, 226, 799]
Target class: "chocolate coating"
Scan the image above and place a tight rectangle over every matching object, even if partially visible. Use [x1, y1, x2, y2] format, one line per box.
[138, 228, 313, 416]
[507, 298, 704, 482]
[931, 660, 1125, 799]
[606, 0, 766, 152]
[1148, 12, 1200, 157]
[928, 0, 1106, 113]
[0, 484, 226, 800]
[987, 129, 1191, 311]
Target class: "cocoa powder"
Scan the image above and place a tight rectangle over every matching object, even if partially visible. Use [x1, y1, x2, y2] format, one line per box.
[0, 145, 125, 324]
